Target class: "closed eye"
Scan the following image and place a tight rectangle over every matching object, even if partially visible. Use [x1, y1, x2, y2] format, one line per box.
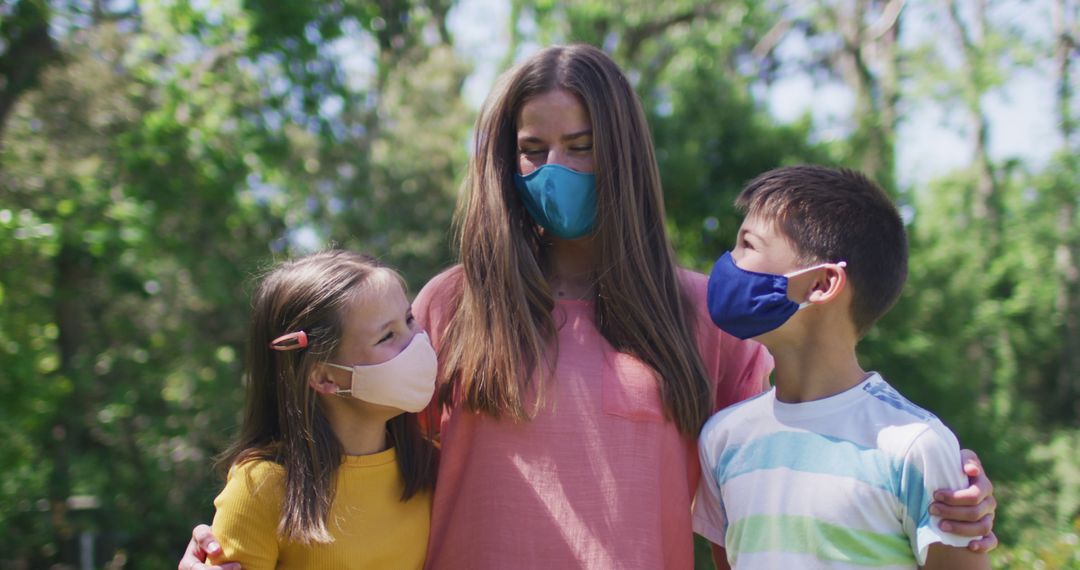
[375, 331, 393, 345]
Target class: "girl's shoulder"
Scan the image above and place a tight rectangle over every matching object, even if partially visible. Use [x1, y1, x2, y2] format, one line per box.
[224, 457, 286, 500]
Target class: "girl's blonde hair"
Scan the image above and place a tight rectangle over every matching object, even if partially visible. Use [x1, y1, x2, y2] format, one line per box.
[216, 250, 436, 544]
[440, 44, 712, 435]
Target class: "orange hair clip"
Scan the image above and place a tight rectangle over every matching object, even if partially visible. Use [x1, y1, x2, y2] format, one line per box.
[270, 331, 308, 351]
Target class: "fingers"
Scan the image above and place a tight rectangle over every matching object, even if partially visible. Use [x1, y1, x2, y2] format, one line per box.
[966, 530, 999, 553]
[962, 458, 982, 478]
[185, 563, 241, 570]
[958, 449, 994, 500]
[959, 449, 982, 472]
[179, 525, 241, 570]
[938, 512, 995, 538]
[193, 524, 223, 559]
[934, 484, 984, 506]
[179, 538, 241, 570]
[183, 564, 239, 570]
[936, 452, 994, 507]
[180, 538, 202, 570]
[932, 449, 997, 534]
[931, 493, 997, 524]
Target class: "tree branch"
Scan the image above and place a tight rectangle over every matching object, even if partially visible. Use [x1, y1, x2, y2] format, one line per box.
[621, 3, 727, 62]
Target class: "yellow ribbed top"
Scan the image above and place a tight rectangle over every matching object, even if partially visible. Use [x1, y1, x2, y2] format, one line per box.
[210, 448, 430, 569]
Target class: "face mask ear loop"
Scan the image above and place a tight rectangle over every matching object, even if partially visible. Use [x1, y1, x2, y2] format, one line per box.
[784, 260, 848, 279]
[321, 362, 355, 396]
[789, 261, 848, 309]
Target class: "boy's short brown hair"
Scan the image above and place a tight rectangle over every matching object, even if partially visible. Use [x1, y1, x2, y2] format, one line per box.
[736, 165, 908, 337]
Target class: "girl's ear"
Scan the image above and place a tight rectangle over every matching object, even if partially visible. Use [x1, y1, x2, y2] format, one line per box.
[805, 263, 847, 304]
[308, 364, 344, 395]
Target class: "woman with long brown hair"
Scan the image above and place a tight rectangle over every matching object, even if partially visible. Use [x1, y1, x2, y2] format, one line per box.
[403, 44, 996, 567]
[182, 45, 997, 570]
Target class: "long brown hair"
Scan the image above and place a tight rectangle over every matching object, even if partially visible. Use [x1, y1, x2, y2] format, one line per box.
[441, 44, 712, 435]
[216, 250, 436, 544]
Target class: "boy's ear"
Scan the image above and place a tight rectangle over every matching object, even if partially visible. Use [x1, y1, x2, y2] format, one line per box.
[805, 263, 847, 304]
[308, 364, 344, 395]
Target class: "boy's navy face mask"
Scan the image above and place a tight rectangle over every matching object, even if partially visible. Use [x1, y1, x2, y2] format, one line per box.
[706, 251, 846, 340]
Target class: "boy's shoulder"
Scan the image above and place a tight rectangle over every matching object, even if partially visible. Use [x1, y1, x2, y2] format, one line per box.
[855, 374, 961, 458]
[699, 374, 958, 454]
[860, 374, 940, 423]
[700, 387, 774, 439]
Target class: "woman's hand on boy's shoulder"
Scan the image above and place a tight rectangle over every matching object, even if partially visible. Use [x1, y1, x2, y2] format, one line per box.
[930, 449, 998, 552]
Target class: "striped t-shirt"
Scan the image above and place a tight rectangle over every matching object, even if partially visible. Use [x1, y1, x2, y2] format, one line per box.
[693, 373, 973, 569]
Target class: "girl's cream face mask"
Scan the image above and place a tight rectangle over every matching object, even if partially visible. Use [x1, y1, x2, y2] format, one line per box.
[324, 332, 437, 413]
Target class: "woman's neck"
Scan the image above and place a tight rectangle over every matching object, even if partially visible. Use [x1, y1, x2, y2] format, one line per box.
[546, 235, 599, 300]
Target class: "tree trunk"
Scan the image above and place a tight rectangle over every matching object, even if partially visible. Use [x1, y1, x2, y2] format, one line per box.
[0, 0, 60, 144]
[946, 0, 999, 240]
[48, 239, 91, 567]
[1053, 0, 1080, 419]
[833, 0, 903, 191]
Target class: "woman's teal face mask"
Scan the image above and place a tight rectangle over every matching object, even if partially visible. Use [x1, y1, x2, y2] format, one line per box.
[514, 163, 597, 240]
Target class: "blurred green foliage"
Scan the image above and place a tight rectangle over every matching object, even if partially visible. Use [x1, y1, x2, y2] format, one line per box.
[0, 0, 1077, 568]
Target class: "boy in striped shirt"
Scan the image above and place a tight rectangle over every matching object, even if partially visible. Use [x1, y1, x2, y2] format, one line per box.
[693, 166, 989, 570]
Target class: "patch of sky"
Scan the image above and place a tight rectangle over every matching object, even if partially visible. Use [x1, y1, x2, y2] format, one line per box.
[190, 0, 227, 26]
[445, 0, 1059, 193]
[760, 0, 1058, 191]
[305, 22, 323, 45]
[326, 19, 379, 94]
[289, 226, 324, 253]
[655, 92, 674, 118]
[245, 172, 281, 205]
[447, 0, 512, 109]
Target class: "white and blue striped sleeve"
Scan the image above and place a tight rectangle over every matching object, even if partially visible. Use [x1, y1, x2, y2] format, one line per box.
[899, 423, 976, 565]
[693, 420, 728, 547]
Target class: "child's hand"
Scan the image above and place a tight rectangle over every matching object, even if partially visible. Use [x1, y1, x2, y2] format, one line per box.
[178, 524, 241, 570]
[929, 449, 998, 552]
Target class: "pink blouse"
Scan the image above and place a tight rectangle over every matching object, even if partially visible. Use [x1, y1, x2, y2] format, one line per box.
[413, 267, 772, 569]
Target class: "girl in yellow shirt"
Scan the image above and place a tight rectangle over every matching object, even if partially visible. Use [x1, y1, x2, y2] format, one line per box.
[209, 250, 437, 569]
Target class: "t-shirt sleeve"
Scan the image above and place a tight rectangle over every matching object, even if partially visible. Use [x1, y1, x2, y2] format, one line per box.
[678, 268, 774, 412]
[210, 461, 282, 570]
[692, 420, 728, 546]
[899, 424, 976, 564]
[411, 266, 463, 437]
[712, 336, 773, 412]
[412, 265, 463, 349]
